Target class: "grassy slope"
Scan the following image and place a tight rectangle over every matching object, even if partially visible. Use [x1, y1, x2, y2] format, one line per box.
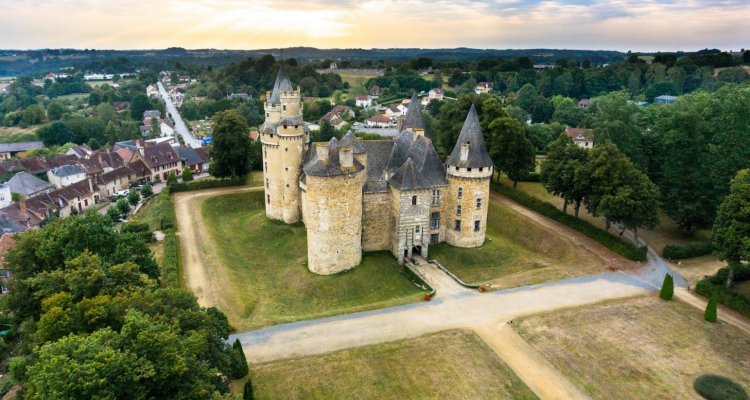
[248, 330, 538, 400]
[515, 296, 750, 399]
[129, 194, 170, 231]
[429, 197, 601, 289]
[202, 191, 424, 329]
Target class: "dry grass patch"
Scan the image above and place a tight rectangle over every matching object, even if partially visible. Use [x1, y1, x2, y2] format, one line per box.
[247, 330, 538, 400]
[430, 195, 602, 289]
[515, 295, 750, 399]
[670, 256, 725, 286]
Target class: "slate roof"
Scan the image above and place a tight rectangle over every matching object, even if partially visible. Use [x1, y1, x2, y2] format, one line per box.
[268, 65, 293, 106]
[172, 145, 207, 167]
[7, 171, 53, 196]
[446, 104, 494, 168]
[143, 110, 161, 119]
[402, 93, 429, 137]
[50, 164, 85, 178]
[0, 141, 44, 153]
[302, 137, 365, 177]
[99, 166, 134, 184]
[339, 131, 365, 154]
[141, 142, 180, 169]
[48, 154, 79, 168]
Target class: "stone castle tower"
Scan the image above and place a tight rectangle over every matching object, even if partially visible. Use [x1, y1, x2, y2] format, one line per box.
[260, 65, 308, 224]
[444, 105, 494, 247]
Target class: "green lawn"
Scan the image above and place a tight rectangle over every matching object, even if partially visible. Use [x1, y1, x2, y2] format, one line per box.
[244, 330, 538, 400]
[202, 191, 425, 330]
[429, 197, 602, 289]
[515, 296, 750, 399]
[129, 194, 172, 231]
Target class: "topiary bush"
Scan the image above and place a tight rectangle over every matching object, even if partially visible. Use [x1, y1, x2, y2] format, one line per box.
[704, 293, 718, 323]
[659, 274, 674, 300]
[663, 241, 713, 260]
[230, 338, 249, 379]
[243, 379, 255, 400]
[694, 374, 749, 400]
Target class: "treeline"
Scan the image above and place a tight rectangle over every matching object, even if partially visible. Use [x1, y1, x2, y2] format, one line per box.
[3, 212, 246, 398]
[180, 97, 264, 127]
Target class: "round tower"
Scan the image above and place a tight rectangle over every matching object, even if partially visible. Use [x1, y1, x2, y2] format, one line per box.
[444, 105, 494, 248]
[304, 142, 366, 275]
[261, 65, 308, 223]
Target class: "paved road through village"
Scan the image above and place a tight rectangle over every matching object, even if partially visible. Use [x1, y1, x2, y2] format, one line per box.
[157, 82, 202, 148]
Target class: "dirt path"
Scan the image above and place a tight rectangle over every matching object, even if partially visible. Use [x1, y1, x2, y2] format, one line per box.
[174, 186, 263, 309]
[474, 323, 592, 400]
[675, 287, 750, 335]
[490, 192, 638, 270]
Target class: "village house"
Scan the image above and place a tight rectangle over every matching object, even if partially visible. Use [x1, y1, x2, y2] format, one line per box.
[578, 99, 591, 108]
[0, 234, 16, 294]
[146, 84, 159, 99]
[143, 110, 162, 120]
[355, 95, 372, 108]
[96, 166, 137, 198]
[7, 171, 54, 198]
[654, 95, 677, 105]
[369, 85, 381, 98]
[428, 88, 444, 101]
[129, 142, 182, 182]
[172, 145, 210, 173]
[0, 184, 10, 209]
[565, 127, 595, 149]
[66, 144, 93, 159]
[112, 101, 130, 113]
[475, 82, 493, 94]
[47, 164, 87, 189]
[0, 141, 44, 160]
[385, 103, 408, 119]
[365, 114, 394, 128]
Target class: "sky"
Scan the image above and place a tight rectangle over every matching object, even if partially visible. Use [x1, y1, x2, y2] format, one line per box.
[1, 0, 749, 52]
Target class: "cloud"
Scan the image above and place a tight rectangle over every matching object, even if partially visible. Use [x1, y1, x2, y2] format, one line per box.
[0, 0, 748, 51]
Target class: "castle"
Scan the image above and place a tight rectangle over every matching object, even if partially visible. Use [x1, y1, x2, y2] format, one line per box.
[261, 66, 493, 275]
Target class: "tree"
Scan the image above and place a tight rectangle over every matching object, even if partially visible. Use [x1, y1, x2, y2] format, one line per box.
[150, 117, 161, 138]
[541, 134, 590, 216]
[37, 121, 73, 146]
[182, 167, 194, 182]
[516, 83, 537, 112]
[140, 182, 153, 198]
[231, 338, 249, 378]
[704, 293, 718, 322]
[712, 169, 750, 288]
[127, 189, 140, 206]
[244, 380, 255, 400]
[659, 274, 674, 300]
[488, 117, 535, 188]
[597, 169, 660, 243]
[107, 206, 121, 223]
[591, 91, 646, 170]
[645, 81, 678, 102]
[166, 171, 178, 186]
[130, 94, 150, 120]
[209, 110, 252, 178]
[116, 198, 131, 216]
[46, 100, 66, 120]
[585, 142, 636, 224]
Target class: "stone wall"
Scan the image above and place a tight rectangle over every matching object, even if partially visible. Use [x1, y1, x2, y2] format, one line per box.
[261, 136, 284, 220]
[389, 186, 431, 264]
[444, 173, 490, 248]
[305, 170, 365, 275]
[362, 191, 390, 251]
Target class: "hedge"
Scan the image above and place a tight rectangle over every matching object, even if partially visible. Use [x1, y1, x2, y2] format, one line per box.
[155, 193, 175, 230]
[491, 182, 647, 261]
[161, 228, 181, 288]
[694, 374, 749, 400]
[167, 175, 246, 194]
[121, 222, 154, 243]
[663, 241, 713, 260]
[695, 264, 750, 319]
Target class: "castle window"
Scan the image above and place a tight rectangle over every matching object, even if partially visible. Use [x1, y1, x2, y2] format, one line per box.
[266, 113, 269, 117]
[264, 162, 268, 172]
[286, 184, 289, 188]
[267, 194, 270, 204]
[476, 198, 482, 209]
[285, 147, 288, 152]
[431, 189, 441, 206]
[479, 167, 483, 172]
[285, 167, 288, 171]
[430, 233, 439, 244]
[411, 195, 417, 206]
[457, 187, 463, 199]
[454, 220, 461, 231]
[468, 168, 472, 172]
[456, 205, 462, 216]
[415, 226, 420, 233]
[474, 220, 481, 232]
[266, 179, 269, 189]
[283, 105, 287, 111]
[430, 212, 440, 229]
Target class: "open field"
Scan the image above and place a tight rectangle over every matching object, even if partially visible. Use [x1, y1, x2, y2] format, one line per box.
[336, 71, 382, 86]
[515, 295, 750, 399]
[242, 329, 538, 400]
[0, 126, 39, 143]
[195, 190, 424, 330]
[87, 79, 134, 87]
[429, 195, 604, 289]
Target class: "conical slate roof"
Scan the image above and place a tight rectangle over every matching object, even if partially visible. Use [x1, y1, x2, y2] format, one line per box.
[446, 104, 494, 168]
[339, 131, 365, 154]
[268, 65, 293, 105]
[402, 93, 428, 137]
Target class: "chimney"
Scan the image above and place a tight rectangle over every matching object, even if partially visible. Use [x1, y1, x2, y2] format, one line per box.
[88, 178, 93, 194]
[316, 143, 329, 164]
[339, 148, 353, 170]
[460, 143, 470, 162]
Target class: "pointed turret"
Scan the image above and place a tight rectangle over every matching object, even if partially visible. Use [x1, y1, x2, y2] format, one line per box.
[268, 64, 293, 105]
[446, 104, 493, 168]
[402, 93, 427, 136]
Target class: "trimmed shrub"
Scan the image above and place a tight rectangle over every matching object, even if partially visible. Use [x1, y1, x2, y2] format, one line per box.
[243, 380, 255, 400]
[231, 339, 249, 379]
[122, 222, 154, 243]
[491, 182, 647, 261]
[695, 264, 750, 318]
[155, 193, 175, 230]
[663, 241, 713, 260]
[140, 182, 153, 198]
[694, 374, 749, 400]
[659, 274, 674, 300]
[167, 175, 246, 194]
[704, 293, 718, 322]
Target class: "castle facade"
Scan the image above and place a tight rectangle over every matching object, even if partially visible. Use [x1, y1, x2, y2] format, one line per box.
[261, 67, 493, 275]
